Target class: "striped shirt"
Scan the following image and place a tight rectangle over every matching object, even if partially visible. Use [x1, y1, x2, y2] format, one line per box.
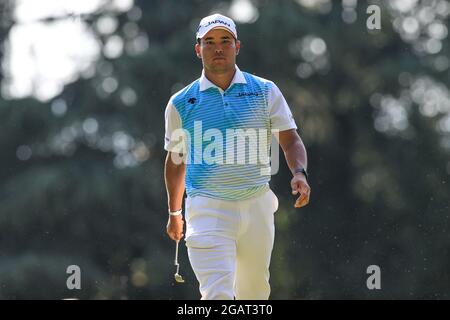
[164, 66, 297, 200]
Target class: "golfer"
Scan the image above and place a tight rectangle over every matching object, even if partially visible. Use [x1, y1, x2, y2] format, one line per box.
[164, 13, 310, 300]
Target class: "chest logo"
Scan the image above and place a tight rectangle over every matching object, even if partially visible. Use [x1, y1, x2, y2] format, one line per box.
[237, 92, 260, 97]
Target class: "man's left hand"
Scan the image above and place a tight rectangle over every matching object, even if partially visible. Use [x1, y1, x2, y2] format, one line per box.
[291, 173, 311, 208]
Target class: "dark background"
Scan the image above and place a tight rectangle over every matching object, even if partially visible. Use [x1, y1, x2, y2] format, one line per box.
[0, 0, 449, 299]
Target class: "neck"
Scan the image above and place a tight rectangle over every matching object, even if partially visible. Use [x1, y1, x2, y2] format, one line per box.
[203, 65, 236, 91]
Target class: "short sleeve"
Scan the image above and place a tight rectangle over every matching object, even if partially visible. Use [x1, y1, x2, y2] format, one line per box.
[164, 102, 187, 153]
[268, 82, 297, 131]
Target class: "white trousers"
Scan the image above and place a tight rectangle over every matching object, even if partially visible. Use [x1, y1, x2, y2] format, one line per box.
[184, 189, 279, 300]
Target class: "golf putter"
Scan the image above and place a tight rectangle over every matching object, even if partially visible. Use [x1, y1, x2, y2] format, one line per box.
[174, 240, 185, 283]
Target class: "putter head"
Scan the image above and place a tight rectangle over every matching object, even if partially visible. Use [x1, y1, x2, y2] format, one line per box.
[174, 272, 185, 283]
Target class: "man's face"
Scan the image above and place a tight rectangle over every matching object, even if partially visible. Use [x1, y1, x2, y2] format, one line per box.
[195, 28, 241, 73]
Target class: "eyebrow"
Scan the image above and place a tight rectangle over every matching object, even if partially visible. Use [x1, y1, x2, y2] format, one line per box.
[203, 36, 231, 41]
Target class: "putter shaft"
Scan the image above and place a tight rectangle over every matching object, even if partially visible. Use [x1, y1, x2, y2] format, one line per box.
[175, 240, 179, 266]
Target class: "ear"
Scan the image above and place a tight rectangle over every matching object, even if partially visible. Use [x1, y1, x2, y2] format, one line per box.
[235, 40, 241, 56]
[195, 43, 202, 59]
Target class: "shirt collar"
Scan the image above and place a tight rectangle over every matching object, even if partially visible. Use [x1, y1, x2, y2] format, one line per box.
[199, 65, 247, 91]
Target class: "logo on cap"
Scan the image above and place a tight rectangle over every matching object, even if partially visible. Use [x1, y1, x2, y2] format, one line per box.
[204, 20, 231, 28]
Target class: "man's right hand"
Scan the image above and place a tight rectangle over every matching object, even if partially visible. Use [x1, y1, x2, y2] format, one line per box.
[166, 215, 184, 241]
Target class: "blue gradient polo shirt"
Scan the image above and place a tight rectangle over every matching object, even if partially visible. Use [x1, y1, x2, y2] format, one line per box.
[164, 66, 297, 200]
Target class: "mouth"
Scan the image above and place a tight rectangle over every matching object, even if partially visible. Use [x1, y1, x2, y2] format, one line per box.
[213, 57, 226, 61]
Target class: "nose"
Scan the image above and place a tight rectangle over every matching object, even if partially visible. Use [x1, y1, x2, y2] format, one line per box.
[214, 46, 224, 54]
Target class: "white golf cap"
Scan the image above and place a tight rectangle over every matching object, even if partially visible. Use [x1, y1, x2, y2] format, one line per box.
[196, 14, 237, 40]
